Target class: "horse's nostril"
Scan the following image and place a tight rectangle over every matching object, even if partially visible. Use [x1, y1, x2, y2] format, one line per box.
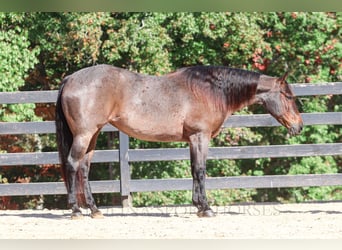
[296, 124, 303, 135]
[299, 124, 303, 132]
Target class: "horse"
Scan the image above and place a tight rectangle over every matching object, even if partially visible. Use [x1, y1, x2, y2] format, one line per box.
[55, 64, 303, 219]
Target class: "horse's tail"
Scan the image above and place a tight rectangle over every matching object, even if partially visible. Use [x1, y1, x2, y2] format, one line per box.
[55, 80, 85, 205]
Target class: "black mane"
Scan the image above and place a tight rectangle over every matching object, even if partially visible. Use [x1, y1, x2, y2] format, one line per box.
[178, 66, 261, 111]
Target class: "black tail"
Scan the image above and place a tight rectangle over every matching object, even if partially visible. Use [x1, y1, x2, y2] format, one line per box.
[55, 81, 85, 206]
[55, 81, 73, 193]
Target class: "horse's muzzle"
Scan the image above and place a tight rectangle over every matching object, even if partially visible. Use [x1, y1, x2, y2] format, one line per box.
[288, 123, 303, 136]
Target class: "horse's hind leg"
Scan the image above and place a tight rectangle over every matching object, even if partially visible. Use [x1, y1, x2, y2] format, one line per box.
[80, 130, 104, 219]
[79, 153, 104, 219]
[66, 133, 94, 219]
[66, 158, 82, 219]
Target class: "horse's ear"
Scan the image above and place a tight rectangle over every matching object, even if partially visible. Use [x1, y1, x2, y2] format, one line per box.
[278, 71, 289, 83]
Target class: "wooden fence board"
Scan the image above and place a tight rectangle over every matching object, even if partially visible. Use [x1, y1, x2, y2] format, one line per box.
[130, 174, 342, 192]
[1, 174, 341, 196]
[0, 121, 119, 134]
[1, 112, 341, 135]
[203, 174, 342, 189]
[206, 143, 342, 159]
[0, 182, 67, 196]
[128, 143, 342, 161]
[223, 112, 342, 128]
[119, 132, 131, 205]
[291, 82, 342, 96]
[0, 121, 55, 134]
[0, 91, 58, 104]
[0, 180, 121, 196]
[1, 143, 340, 166]
[0, 150, 119, 166]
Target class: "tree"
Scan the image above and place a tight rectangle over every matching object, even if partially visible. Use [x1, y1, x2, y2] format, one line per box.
[0, 13, 39, 121]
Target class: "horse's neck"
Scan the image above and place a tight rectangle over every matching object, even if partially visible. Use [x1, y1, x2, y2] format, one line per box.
[224, 81, 259, 113]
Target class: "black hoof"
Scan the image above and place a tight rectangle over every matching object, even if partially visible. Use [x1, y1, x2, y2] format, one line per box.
[197, 209, 215, 218]
[91, 211, 104, 219]
[71, 212, 84, 220]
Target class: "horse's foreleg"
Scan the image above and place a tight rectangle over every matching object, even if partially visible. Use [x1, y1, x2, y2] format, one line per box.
[189, 133, 215, 217]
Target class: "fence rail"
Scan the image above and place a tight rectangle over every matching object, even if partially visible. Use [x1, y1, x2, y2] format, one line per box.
[0, 112, 340, 135]
[1, 82, 342, 202]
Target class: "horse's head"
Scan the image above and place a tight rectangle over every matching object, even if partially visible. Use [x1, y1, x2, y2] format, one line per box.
[256, 72, 303, 136]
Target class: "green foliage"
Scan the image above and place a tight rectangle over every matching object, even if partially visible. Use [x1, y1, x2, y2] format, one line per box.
[259, 12, 341, 82]
[0, 103, 40, 122]
[0, 174, 8, 184]
[102, 12, 173, 74]
[1, 12, 341, 209]
[289, 156, 338, 175]
[0, 13, 38, 91]
[0, 13, 40, 122]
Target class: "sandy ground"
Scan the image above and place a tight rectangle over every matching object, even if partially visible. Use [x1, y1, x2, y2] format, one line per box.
[1, 201, 342, 239]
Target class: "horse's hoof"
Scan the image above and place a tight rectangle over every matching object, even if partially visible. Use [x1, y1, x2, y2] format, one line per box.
[91, 211, 104, 219]
[197, 209, 215, 218]
[71, 212, 84, 220]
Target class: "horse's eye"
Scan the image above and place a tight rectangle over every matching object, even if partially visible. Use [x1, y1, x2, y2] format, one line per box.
[281, 91, 294, 100]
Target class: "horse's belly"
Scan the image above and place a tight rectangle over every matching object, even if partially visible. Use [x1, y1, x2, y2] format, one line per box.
[111, 115, 186, 142]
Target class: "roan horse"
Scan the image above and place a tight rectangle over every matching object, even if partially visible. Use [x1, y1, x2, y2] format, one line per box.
[55, 64, 303, 219]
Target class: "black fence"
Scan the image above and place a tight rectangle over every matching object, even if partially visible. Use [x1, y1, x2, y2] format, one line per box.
[1, 82, 342, 206]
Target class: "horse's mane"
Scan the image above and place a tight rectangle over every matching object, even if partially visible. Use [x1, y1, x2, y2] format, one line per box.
[176, 66, 261, 111]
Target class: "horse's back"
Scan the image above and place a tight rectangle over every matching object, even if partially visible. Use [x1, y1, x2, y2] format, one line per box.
[60, 65, 190, 141]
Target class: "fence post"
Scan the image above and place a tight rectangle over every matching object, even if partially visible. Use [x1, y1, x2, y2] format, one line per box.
[119, 131, 132, 207]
